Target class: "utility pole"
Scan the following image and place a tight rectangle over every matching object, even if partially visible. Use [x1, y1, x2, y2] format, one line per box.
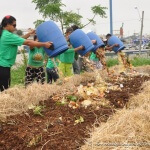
[77, 8, 80, 15]
[139, 11, 144, 56]
[109, 0, 113, 35]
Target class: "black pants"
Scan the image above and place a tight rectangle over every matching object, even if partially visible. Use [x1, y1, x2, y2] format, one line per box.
[46, 68, 59, 84]
[0, 66, 11, 92]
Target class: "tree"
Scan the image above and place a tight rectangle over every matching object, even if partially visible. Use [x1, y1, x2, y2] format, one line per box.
[81, 5, 107, 28]
[32, 0, 107, 32]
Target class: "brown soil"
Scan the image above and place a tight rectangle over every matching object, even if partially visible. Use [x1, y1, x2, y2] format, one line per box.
[0, 75, 150, 150]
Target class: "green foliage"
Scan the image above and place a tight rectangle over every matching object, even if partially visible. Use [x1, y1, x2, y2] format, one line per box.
[11, 65, 25, 87]
[131, 57, 150, 66]
[32, 0, 63, 21]
[74, 116, 84, 125]
[67, 95, 77, 102]
[32, 0, 107, 31]
[81, 5, 107, 28]
[62, 11, 82, 28]
[106, 57, 150, 67]
[34, 20, 45, 28]
[33, 105, 45, 116]
[91, 5, 107, 17]
[11, 50, 28, 87]
[106, 58, 118, 67]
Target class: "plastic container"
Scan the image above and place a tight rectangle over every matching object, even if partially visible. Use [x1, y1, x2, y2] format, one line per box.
[69, 29, 94, 56]
[59, 49, 75, 63]
[87, 31, 105, 52]
[36, 21, 68, 57]
[107, 35, 125, 53]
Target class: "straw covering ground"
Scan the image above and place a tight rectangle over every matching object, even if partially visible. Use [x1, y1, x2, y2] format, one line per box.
[0, 66, 150, 150]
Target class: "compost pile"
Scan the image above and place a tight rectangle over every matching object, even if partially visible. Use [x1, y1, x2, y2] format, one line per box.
[0, 72, 150, 150]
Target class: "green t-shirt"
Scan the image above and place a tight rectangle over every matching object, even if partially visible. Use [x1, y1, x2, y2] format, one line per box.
[0, 30, 25, 67]
[28, 47, 45, 67]
[46, 57, 59, 69]
[59, 49, 75, 63]
[90, 52, 99, 61]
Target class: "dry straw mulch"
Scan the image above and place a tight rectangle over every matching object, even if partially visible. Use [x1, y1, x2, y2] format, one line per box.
[0, 72, 97, 121]
[81, 81, 150, 150]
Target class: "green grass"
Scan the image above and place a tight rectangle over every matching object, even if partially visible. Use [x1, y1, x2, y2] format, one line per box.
[11, 65, 26, 87]
[106, 58, 118, 67]
[131, 57, 150, 67]
[10, 57, 150, 87]
[106, 57, 150, 67]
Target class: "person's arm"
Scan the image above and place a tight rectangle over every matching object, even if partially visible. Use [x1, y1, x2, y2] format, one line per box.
[22, 29, 35, 39]
[105, 44, 119, 51]
[74, 45, 85, 52]
[23, 40, 53, 49]
[91, 40, 97, 44]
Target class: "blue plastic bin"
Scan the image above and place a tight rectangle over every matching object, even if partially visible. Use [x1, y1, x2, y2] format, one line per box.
[87, 31, 105, 52]
[107, 35, 125, 53]
[36, 21, 68, 57]
[69, 29, 94, 56]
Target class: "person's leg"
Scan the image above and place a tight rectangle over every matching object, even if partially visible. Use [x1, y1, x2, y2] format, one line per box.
[50, 68, 59, 82]
[25, 67, 35, 86]
[65, 63, 73, 77]
[46, 68, 52, 84]
[35, 67, 45, 84]
[58, 62, 66, 77]
[73, 59, 80, 74]
[0, 66, 10, 92]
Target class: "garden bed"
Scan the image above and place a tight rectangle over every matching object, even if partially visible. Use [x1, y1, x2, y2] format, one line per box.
[0, 74, 150, 150]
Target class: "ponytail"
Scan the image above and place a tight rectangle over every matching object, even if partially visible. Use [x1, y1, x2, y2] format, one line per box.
[0, 15, 16, 37]
[0, 24, 3, 37]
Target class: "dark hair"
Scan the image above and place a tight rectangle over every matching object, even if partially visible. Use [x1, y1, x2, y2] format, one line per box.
[106, 33, 111, 38]
[65, 27, 73, 34]
[0, 15, 16, 36]
[71, 25, 79, 31]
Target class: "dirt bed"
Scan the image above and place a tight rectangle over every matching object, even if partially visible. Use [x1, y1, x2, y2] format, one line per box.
[0, 75, 150, 150]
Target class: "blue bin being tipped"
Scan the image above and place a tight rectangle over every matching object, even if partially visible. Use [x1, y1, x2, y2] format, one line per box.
[69, 29, 94, 56]
[87, 31, 105, 52]
[36, 21, 68, 57]
[107, 35, 125, 53]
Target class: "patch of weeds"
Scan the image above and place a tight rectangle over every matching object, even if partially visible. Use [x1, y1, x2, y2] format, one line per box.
[74, 116, 84, 125]
[66, 95, 78, 102]
[33, 105, 45, 116]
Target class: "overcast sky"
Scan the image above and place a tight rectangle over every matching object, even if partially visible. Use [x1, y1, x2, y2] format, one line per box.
[0, 0, 150, 37]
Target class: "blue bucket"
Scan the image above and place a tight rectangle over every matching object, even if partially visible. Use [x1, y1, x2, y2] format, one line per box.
[107, 35, 125, 53]
[69, 29, 94, 56]
[87, 32, 105, 52]
[36, 21, 68, 57]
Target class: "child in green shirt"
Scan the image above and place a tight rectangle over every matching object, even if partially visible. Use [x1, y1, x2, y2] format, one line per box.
[25, 35, 46, 86]
[46, 57, 59, 83]
[58, 49, 75, 77]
